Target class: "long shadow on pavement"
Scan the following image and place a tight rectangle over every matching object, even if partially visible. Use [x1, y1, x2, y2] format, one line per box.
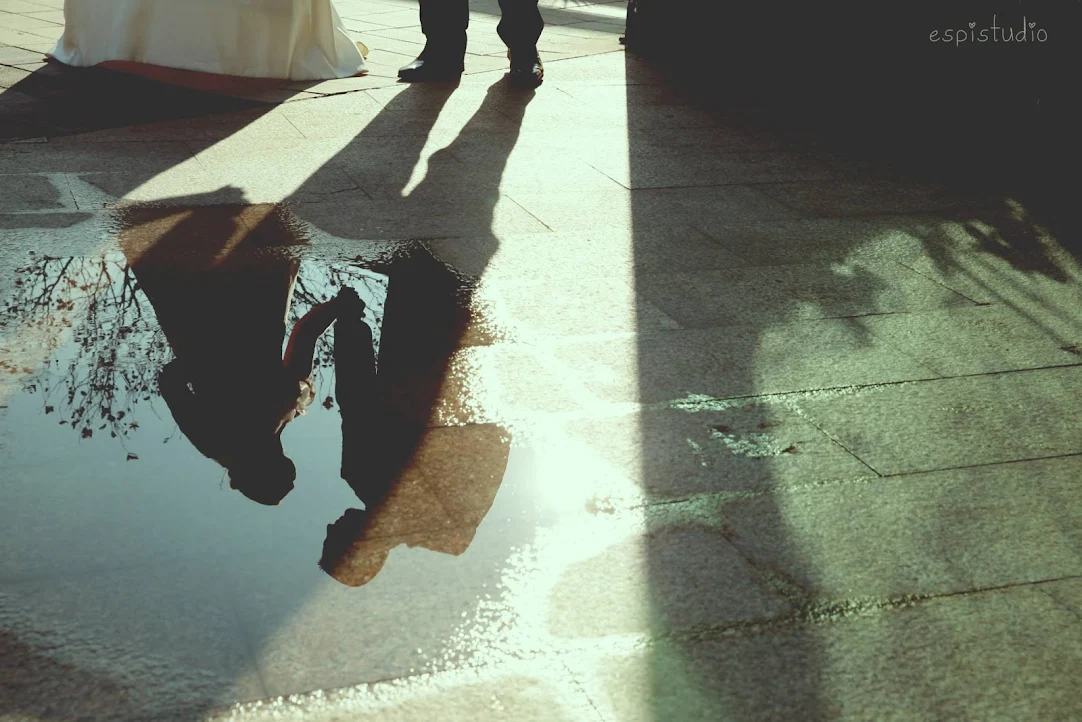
[618, 17, 1082, 717]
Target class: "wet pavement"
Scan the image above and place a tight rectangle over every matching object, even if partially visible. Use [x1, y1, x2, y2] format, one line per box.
[4, 1, 1082, 721]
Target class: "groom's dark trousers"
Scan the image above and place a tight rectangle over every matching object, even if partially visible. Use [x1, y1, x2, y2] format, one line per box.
[419, 0, 543, 57]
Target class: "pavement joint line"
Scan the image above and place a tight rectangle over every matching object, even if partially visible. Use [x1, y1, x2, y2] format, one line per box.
[503, 194, 554, 232]
[876, 450, 1082, 479]
[775, 389, 892, 474]
[891, 257, 990, 306]
[1033, 581, 1082, 625]
[748, 565, 814, 609]
[613, 475, 884, 519]
[582, 158, 628, 190]
[642, 574, 1082, 648]
[555, 654, 609, 722]
[826, 435, 882, 476]
[594, 442, 1082, 524]
[662, 360, 1082, 414]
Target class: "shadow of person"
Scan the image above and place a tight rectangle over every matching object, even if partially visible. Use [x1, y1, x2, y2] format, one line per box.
[0, 61, 268, 141]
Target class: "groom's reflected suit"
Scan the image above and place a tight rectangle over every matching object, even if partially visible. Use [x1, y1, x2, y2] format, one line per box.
[298, 82, 534, 586]
[319, 251, 510, 587]
[312, 84, 534, 586]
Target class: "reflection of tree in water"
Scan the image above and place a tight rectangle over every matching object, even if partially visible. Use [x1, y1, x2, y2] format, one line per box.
[2, 252, 166, 448]
[2, 251, 386, 451]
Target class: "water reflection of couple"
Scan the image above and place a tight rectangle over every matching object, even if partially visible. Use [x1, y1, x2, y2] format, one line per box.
[129, 238, 509, 587]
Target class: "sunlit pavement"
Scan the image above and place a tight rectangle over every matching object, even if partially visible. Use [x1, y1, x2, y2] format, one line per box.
[3, 1, 1082, 720]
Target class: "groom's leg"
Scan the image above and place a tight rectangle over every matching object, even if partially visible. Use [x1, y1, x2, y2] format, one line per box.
[419, 0, 469, 58]
[402, 0, 469, 80]
[496, 0, 543, 54]
[498, 0, 543, 87]
[334, 296, 377, 486]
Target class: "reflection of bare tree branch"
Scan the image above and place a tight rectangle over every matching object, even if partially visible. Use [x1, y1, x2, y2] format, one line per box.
[3, 254, 387, 452]
[4, 253, 169, 448]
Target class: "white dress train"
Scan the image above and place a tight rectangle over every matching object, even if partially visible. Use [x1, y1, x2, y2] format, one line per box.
[52, 0, 366, 81]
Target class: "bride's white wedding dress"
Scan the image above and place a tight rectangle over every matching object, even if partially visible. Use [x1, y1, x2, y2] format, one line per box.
[52, 0, 367, 81]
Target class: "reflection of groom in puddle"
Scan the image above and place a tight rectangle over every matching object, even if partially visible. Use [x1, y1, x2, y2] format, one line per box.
[311, 83, 533, 586]
[319, 257, 511, 587]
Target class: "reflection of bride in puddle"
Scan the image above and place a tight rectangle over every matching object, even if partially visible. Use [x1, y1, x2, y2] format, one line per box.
[133, 234, 341, 506]
[119, 198, 509, 586]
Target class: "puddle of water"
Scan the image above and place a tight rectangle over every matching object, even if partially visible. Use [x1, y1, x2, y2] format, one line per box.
[0, 207, 566, 713]
[0, 233, 521, 568]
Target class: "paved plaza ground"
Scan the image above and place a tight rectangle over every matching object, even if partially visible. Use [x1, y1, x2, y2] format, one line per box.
[2, 0, 1081, 720]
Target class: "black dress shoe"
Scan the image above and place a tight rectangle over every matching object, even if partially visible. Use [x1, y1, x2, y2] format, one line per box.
[398, 55, 464, 82]
[508, 50, 543, 88]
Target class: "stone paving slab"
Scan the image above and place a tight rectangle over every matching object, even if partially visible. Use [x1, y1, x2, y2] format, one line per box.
[0, 140, 198, 173]
[588, 149, 852, 190]
[507, 186, 796, 235]
[200, 661, 603, 722]
[697, 216, 941, 267]
[0, 170, 72, 211]
[845, 217, 1082, 343]
[723, 455, 1082, 600]
[554, 403, 872, 500]
[1041, 578, 1082, 619]
[794, 366, 1082, 476]
[66, 167, 250, 209]
[547, 522, 792, 639]
[858, 304, 1082, 377]
[636, 260, 974, 329]
[0, 43, 41, 63]
[293, 195, 549, 240]
[425, 227, 747, 284]
[758, 179, 973, 218]
[431, 342, 589, 424]
[568, 583, 1082, 722]
[555, 319, 938, 406]
[476, 275, 680, 339]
